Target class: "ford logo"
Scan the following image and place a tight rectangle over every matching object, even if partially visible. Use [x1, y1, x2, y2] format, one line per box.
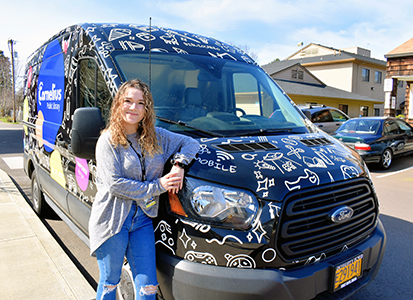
[329, 206, 354, 224]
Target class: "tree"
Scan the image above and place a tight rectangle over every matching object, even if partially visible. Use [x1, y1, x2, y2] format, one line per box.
[0, 50, 13, 117]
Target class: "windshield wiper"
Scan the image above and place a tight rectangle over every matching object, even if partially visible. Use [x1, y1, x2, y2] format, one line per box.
[156, 116, 225, 137]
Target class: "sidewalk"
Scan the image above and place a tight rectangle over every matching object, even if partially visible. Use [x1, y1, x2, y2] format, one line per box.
[0, 169, 96, 300]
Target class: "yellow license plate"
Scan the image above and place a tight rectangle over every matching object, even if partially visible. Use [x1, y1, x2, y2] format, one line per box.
[333, 254, 363, 291]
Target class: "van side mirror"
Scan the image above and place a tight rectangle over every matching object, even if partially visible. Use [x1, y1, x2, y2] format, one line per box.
[71, 107, 105, 159]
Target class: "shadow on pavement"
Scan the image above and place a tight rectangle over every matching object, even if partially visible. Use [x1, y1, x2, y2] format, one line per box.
[348, 214, 413, 299]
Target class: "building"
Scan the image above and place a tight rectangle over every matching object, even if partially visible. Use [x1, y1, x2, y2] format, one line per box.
[385, 38, 413, 125]
[262, 59, 380, 118]
[269, 43, 406, 116]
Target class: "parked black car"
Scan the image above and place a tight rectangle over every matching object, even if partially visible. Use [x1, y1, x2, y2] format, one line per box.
[333, 117, 413, 169]
[298, 105, 350, 134]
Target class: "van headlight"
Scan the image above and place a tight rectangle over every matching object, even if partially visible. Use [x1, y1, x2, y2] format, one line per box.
[187, 179, 258, 230]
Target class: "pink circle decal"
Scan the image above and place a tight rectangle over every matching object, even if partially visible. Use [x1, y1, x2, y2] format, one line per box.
[75, 158, 89, 191]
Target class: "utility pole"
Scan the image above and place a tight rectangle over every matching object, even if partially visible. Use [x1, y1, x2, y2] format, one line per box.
[8, 39, 16, 122]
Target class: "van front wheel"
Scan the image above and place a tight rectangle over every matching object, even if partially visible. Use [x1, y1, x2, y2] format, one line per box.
[31, 171, 50, 216]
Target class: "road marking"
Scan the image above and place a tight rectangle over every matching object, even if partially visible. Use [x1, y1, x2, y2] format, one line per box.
[2, 156, 23, 169]
[376, 166, 413, 178]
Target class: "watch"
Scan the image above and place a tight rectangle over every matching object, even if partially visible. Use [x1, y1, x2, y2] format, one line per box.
[170, 158, 187, 169]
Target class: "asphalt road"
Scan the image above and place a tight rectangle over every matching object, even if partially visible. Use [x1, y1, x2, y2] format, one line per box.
[1, 120, 412, 299]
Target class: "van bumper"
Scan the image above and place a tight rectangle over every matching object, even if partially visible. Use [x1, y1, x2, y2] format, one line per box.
[156, 219, 386, 300]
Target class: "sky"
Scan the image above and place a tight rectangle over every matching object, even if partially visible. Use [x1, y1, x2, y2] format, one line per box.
[1, 0, 413, 82]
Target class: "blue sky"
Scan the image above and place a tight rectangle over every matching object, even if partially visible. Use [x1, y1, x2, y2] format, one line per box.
[1, 0, 412, 75]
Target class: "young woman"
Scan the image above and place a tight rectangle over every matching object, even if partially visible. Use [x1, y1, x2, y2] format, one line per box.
[89, 79, 199, 299]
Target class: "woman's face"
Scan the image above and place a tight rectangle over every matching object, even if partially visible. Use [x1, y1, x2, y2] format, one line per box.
[121, 87, 146, 134]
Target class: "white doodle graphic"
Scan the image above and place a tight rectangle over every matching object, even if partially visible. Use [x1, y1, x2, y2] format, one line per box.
[119, 40, 145, 51]
[303, 156, 327, 168]
[246, 232, 253, 242]
[263, 152, 301, 174]
[195, 157, 237, 173]
[251, 220, 267, 243]
[225, 253, 256, 268]
[305, 253, 326, 265]
[286, 145, 305, 159]
[180, 219, 211, 233]
[198, 144, 211, 155]
[154, 221, 175, 255]
[254, 160, 276, 171]
[179, 228, 191, 249]
[242, 153, 258, 160]
[206, 235, 243, 245]
[328, 171, 335, 182]
[281, 138, 298, 146]
[256, 177, 275, 193]
[216, 150, 234, 162]
[282, 161, 297, 172]
[341, 165, 359, 179]
[285, 169, 320, 191]
[185, 251, 217, 265]
[191, 240, 197, 249]
[108, 28, 131, 41]
[254, 170, 264, 179]
[313, 149, 335, 165]
[262, 248, 277, 263]
[268, 203, 281, 219]
[258, 136, 268, 142]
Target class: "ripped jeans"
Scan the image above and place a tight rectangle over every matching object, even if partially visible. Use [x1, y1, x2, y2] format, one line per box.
[95, 203, 158, 300]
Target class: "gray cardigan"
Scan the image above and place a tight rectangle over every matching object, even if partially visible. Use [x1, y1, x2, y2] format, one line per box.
[89, 127, 199, 255]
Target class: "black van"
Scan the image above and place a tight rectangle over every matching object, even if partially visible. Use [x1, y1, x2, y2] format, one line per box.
[22, 23, 386, 300]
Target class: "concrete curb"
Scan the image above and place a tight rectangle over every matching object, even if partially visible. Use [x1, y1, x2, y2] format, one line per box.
[0, 169, 96, 300]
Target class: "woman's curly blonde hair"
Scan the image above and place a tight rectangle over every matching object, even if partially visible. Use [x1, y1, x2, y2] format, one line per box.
[105, 79, 162, 157]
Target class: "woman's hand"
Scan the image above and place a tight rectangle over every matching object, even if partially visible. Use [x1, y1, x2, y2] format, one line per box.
[160, 166, 185, 194]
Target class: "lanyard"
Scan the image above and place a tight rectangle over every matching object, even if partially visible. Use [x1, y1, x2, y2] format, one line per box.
[127, 139, 146, 181]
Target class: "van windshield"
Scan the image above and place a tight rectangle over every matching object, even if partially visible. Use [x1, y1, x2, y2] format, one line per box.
[113, 52, 309, 137]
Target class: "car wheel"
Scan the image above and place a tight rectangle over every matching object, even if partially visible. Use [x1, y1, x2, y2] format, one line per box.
[380, 148, 393, 169]
[31, 171, 51, 216]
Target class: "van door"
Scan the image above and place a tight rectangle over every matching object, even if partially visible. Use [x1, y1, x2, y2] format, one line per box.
[66, 57, 112, 235]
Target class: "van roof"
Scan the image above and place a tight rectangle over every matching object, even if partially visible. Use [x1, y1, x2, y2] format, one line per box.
[38, 23, 256, 65]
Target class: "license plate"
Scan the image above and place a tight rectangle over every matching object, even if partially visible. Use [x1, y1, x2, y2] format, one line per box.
[333, 254, 363, 292]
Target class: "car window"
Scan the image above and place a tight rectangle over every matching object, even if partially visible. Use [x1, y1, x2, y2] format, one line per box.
[336, 120, 380, 135]
[312, 110, 333, 123]
[330, 109, 348, 122]
[395, 119, 413, 134]
[383, 120, 400, 135]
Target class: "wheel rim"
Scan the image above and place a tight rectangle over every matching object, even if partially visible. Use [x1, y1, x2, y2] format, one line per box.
[382, 149, 392, 168]
[116, 264, 135, 300]
[32, 177, 40, 210]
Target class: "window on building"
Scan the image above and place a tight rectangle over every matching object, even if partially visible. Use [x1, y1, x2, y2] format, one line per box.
[360, 106, 369, 117]
[291, 68, 304, 80]
[362, 69, 370, 82]
[375, 71, 382, 84]
[338, 104, 348, 115]
[374, 108, 380, 116]
[398, 81, 404, 88]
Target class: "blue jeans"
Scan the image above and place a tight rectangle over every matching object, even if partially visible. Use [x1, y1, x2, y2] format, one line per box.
[95, 203, 158, 300]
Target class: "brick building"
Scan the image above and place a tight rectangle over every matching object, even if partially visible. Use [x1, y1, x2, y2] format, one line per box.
[385, 38, 413, 125]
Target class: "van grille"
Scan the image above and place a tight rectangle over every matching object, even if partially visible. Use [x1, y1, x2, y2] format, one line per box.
[276, 178, 377, 261]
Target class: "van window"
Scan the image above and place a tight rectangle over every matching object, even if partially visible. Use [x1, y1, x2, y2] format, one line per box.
[112, 52, 309, 136]
[77, 58, 112, 122]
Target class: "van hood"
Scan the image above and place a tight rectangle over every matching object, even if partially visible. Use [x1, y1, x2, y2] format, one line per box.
[188, 133, 367, 201]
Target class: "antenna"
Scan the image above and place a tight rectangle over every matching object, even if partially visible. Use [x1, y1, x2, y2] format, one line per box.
[149, 17, 152, 91]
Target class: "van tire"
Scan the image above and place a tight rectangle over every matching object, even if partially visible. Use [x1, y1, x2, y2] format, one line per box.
[117, 260, 135, 300]
[31, 171, 51, 217]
